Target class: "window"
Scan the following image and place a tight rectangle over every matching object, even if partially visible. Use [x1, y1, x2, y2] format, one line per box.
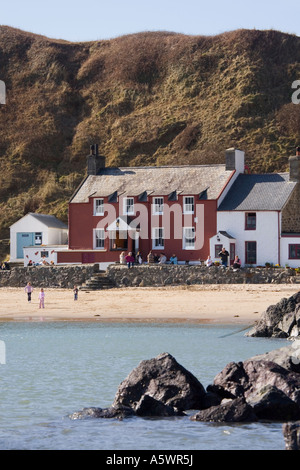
[183, 196, 194, 214]
[94, 229, 105, 249]
[183, 227, 195, 249]
[40, 250, 49, 258]
[245, 241, 257, 264]
[35, 232, 42, 245]
[124, 197, 134, 215]
[153, 197, 164, 214]
[94, 198, 104, 216]
[152, 227, 164, 249]
[289, 244, 300, 259]
[214, 244, 222, 258]
[245, 212, 256, 230]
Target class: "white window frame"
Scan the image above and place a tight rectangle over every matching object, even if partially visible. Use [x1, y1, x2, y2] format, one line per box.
[183, 196, 194, 214]
[183, 227, 195, 250]
[152, 227, 164, 250]
[123, 197, 134, 215]
[152, 197, 164, 215]
[94, 198, 104, 216]
[94, 228, 105, 250]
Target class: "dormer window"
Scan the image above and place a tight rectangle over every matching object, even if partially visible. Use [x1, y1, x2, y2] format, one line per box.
[94, 198, 104, 216]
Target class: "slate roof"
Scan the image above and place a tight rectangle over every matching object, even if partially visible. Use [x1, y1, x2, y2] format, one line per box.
[27, 213, 68, 229]
[218, 173, 297, 211]
[70, 165, 234, 203]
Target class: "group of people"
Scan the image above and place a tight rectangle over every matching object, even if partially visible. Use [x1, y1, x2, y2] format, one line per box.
[24, 282, 79, 308]
[119, 250, 179, 268]
[205, 247, 241, 270]
[27, 257, 55, 267]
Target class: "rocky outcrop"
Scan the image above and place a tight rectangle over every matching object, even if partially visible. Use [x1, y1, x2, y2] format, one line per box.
[246, 291, 300, 339]
[190, 397, 257, 423]
[283, 421, 300, 450]
[69, 350, 300, 427]
[112, 352, 206, 412]
[249, 342, 300, 373]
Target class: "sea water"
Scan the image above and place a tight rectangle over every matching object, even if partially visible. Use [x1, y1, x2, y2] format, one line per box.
[0, 321, 291, 450]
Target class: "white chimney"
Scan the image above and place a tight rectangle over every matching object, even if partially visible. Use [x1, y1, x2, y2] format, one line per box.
[225, 148, 245, 174]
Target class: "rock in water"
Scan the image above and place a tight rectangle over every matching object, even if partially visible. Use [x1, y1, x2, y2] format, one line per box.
[113, 352, 206, 412]
[190, 397, 257, 423]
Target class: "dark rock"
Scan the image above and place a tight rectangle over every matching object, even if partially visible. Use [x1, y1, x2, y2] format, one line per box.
[135, 394, 184, 417]
[282, 421, 300, 450]
[113, 352, 206, 412]
[249, 342, 300, 373]
[68, 405, 135, 420]
[246, 291, 300, 338]
[190, 397, 257, 423]
[212, 359, 300, 408]
[247, 385, 300, 421]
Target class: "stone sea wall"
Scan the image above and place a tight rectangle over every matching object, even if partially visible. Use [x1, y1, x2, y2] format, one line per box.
[1, 264, 300, 288]
[106, 264, 300, 288]
[0, 265, 97, 288]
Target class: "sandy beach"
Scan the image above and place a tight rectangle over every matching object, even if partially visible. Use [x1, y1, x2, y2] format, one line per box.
[0, 284, 298, 324]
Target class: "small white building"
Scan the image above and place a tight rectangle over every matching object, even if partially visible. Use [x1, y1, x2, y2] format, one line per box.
[10, 213, 68, 264]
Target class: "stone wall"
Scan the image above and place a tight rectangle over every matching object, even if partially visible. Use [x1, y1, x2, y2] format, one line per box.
[1, 264, 300, 289]
[0, 265, 97, 288]
[106, 264, 300, 287]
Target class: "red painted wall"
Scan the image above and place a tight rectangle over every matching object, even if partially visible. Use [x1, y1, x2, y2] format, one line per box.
[63, 195, 217, 264]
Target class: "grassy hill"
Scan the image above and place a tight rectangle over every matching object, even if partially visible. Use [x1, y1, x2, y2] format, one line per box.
[0, 26, 300, 259]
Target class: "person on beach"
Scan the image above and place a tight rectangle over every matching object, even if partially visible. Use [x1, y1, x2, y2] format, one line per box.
[170, 254, 178, 265]
[218, 247, 229, 268]
[158, 253, 167, 264]
[125, 252, 135, 268]
[233, 255, 241, 270]
[73, 285, 78, 301]
[24, 282, 33, 302]
[147, 251, 155, 264]
[205, 255, 213, 267]
[38, 288, 45, 309]
[119, 251, 126, 265]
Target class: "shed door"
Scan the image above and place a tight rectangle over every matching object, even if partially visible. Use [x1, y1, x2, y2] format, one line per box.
[17, 233, 34, 259]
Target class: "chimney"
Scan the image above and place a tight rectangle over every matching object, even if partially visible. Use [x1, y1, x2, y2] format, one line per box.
[289, 146, 300, 182]
[225, 148, 245, 174]
[87, 144, 106, 175]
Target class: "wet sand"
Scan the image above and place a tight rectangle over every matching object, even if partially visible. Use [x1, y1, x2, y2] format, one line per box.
[0, 284, 298, 324]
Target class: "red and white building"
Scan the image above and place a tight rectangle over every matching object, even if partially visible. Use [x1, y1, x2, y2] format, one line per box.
[56, 146, 245, 268]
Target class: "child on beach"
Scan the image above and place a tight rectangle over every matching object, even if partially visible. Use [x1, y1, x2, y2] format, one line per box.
[38, 288, 45, 309]
[73, 285, 78, 301]
[24, 282, 33, 302]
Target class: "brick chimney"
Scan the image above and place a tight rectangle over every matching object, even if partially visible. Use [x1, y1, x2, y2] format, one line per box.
[87, 144, 106, 175]
[225, 148, 245, 174]
[289, 147, 300, 183]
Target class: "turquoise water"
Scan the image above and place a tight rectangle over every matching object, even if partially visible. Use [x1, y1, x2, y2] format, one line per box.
[0, 321, 290, 450]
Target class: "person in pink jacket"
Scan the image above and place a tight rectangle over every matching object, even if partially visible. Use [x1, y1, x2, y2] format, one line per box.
[38, 288, 45, 309]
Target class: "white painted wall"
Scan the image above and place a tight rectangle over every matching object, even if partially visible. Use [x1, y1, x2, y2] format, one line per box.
[216, 211, 280, 266]
[23, 246, 68, 266]
[280, 236, 300, 268]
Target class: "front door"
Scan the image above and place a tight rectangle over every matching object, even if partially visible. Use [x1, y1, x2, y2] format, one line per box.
[17, 232, 34, 259]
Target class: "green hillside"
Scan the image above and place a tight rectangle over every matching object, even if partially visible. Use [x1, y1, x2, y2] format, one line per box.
[0, 26, 300, 259]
